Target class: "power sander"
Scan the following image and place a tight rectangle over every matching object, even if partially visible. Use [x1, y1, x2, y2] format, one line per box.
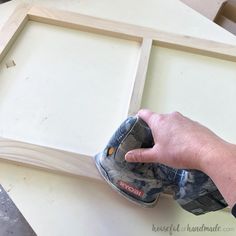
[94, 116, 228, 215]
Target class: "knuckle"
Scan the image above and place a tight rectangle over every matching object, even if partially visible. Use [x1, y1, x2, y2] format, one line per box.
[154, 114, 165, 123]
[148, 113, 165, 130]
[170, 111, 182, 118]
[148, 114, 158, 128]
[136, 149, 143, 162]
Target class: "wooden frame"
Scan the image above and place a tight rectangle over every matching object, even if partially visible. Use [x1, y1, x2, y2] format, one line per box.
[1, 4, 236, 182]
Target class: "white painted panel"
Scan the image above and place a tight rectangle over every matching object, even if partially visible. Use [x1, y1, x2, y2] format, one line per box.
[0, 21, 140, 156]
[142, 46, 236, 143]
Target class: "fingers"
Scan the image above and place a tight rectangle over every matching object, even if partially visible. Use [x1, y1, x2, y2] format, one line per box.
[137, 109, 162, 131]
[125, 147, 158, 163]
[137, 109, 154, 126]
[124, 109, 158, 163]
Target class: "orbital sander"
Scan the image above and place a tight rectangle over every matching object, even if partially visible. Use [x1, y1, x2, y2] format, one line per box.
[94, 116, 227, 215]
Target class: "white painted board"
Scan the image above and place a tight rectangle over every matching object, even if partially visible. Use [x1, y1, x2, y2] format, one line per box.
[0, 21, 140, 156]
[142, 46, 236, 144]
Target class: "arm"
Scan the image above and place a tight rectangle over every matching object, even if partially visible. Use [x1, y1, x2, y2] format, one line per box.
[203, 144, 236, 208]
[125, 109, 236, 208]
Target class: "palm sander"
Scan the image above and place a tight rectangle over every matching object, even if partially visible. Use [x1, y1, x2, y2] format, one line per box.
[94, 116, 228, 215]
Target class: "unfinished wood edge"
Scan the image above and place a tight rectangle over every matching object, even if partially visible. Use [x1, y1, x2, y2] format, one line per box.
[0, 4, 31, 63]
[0, 4, 235, 65]
[0, 139, 175, 199]
[27, 5, 142, 42]
[127, 38, 153, 115]
[0, 140, 177, 203]
[153, 38, 236, 62]
[1, 4, 235, 62]
[0, 138, 102, 181]
[27, 5, 236, 62]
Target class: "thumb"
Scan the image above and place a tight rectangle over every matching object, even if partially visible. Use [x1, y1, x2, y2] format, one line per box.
[125, 147, 157, 163]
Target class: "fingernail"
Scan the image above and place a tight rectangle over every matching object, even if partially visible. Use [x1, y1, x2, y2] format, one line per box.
[125, 151, 134, 161]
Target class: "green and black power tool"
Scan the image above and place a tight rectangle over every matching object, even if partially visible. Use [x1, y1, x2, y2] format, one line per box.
[94, 116, 228, 215]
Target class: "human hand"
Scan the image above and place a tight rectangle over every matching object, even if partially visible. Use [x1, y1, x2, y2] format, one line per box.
[125, 109, 236, 208]
[125, 109, 229, 171]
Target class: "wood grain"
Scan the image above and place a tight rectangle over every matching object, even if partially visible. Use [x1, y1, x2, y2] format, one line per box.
[128, 38, 153, 115]
[0, 138, 102, 181]
[27, 5, 236, 62]
[0, 4, 30, 63]
[27, 5, 142, 42]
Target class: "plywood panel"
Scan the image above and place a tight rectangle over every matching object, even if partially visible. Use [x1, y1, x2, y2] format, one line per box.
[1, 4, 236, 182]
[0, 21, 140, 156]
[142, 46, 236, 143]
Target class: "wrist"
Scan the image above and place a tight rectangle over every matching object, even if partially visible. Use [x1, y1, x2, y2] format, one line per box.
[198, 140, 234, 174]
[200, 141, 236, 208]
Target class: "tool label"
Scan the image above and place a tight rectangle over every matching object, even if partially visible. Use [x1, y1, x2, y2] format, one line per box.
[118, 180, 144, 197]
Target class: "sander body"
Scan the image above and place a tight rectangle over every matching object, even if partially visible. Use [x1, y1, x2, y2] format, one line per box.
[94, 116, 227, 215]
